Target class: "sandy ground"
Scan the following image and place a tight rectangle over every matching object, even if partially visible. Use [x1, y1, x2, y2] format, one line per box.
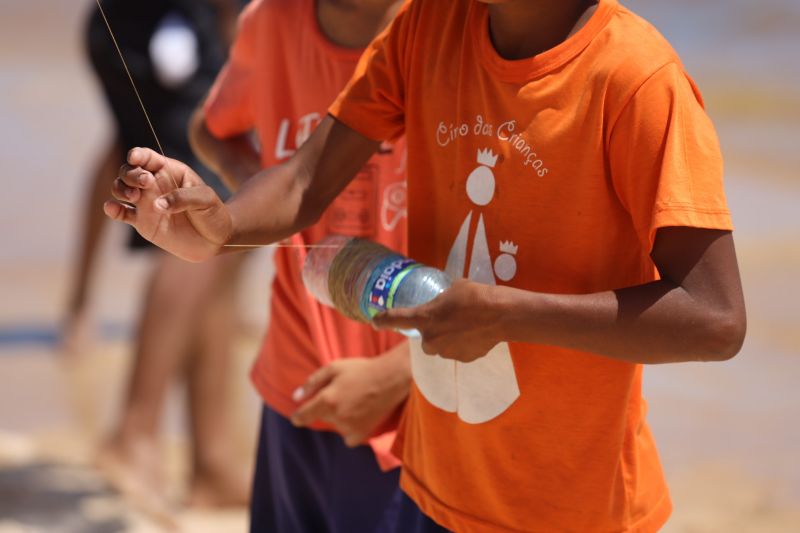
[0, 1, 799, 532]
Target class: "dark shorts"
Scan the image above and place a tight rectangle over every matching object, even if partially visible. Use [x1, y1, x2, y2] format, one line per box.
[250, 406, 450, 533]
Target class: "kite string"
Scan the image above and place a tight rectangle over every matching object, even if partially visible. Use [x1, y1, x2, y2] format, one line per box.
[94, 0, 166, 162]
[94, 0, 327, 250]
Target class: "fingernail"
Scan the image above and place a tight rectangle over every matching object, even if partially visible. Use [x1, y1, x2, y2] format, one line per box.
[292, 387, 304, 402]
[155, 198, 169, 211]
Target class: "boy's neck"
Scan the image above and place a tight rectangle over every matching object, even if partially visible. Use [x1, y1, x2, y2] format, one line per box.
[317, 0, 401, 49]
[486, 0, 598, 60]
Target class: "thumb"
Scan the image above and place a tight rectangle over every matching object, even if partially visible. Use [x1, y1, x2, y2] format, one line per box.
[290, 392, 333, 428]
[343, 431, 369, 448]
[154, 185, 221, 215]
[293, 365, 337, 403]
[156, 186, 232, 245]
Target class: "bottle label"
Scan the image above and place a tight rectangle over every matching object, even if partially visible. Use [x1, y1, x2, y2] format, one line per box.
[361, 255, 420, 319]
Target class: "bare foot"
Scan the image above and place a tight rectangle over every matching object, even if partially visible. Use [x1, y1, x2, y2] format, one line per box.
[96, 436, 177, 529]
[188, 463, 250, 509]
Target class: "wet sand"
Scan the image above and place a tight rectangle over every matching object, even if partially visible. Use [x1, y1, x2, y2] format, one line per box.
[1, 1, 799, 531]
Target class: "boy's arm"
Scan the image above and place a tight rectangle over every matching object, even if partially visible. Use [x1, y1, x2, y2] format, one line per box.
[188, 107, 260, 192]
[104, 116, 380, 261]
[226, 116, 380, 244]
[374, 226, 746, 364]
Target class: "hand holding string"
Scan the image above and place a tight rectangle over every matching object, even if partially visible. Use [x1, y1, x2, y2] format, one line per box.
[105, 148, 233, 262]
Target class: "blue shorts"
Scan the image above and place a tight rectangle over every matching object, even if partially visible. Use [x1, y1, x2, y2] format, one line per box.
[250, 406, 450, 533]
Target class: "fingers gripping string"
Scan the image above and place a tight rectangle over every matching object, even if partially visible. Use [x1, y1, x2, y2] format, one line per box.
[95, 0, 179, 192]
[96, 0, 331, 251]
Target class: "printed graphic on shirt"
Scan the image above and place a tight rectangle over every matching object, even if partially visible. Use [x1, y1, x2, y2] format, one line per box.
[381, 181, 407, 232]
[274, 112, 322, 160]
[327, 164, 379, 237]
[273, 115, 407, 238]
[411, 148, 521, 424]
[436, 115, 549, 178]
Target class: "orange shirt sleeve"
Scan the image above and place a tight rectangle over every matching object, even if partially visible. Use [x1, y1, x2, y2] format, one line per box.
[328, 1, 415, 142]
[203, 1, 259, 139]
[609, 62, 732, 252]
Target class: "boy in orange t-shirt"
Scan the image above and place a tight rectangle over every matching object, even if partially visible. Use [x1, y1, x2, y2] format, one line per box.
[107, 0, 746, 531]
[184, 1, 447, 531]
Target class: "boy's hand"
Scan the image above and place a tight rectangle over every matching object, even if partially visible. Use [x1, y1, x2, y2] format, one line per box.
[373, 280, 505, 362]
[290, 344, 410, 447]
[104, 148, 232, 262]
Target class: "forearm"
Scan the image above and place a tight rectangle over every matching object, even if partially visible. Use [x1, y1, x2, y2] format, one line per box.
[70, 141, 124, 312]
[375, 226, 745, 365]
[224, 157, 318, 245]
[189, 109, 260, 192]
[496, 280, 743, 364]
[189, 109, 302, 247]
[224, 116, 380, 246]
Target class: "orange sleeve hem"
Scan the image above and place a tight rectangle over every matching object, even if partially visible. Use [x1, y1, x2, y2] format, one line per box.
[327, 103, 397, 143]
[648, 204, 733, 250]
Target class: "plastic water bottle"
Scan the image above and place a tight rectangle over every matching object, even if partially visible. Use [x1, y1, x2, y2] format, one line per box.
[302, 235, 452, 334]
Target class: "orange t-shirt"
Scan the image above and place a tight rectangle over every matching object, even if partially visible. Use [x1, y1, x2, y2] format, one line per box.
[204, 0, 408, 470]
[330, 0, 732, 530]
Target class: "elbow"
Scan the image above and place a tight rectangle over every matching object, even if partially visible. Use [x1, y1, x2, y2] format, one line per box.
[699, 308, 747, 362]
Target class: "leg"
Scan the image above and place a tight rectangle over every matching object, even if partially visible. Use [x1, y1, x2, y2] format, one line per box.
[250, 407, 331, 533]
[249, 406, 408, 533]
[62, 140, 122, 354]
[329, 434, 403, 533]
[98, 253, 228, 507]
[186, 252, 251, 507]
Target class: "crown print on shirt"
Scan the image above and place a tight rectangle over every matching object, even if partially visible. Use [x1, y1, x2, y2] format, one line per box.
[410, 148, 521, 424]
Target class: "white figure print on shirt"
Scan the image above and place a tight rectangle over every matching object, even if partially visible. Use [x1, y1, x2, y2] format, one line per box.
[494, 241, 519, 281]
[411, 148, 521, 424]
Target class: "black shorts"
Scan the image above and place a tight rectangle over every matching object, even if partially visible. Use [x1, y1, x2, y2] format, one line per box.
[249, 406, 450, 533]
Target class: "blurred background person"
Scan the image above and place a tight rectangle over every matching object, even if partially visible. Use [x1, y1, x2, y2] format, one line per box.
[64, 0, 251, 516]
